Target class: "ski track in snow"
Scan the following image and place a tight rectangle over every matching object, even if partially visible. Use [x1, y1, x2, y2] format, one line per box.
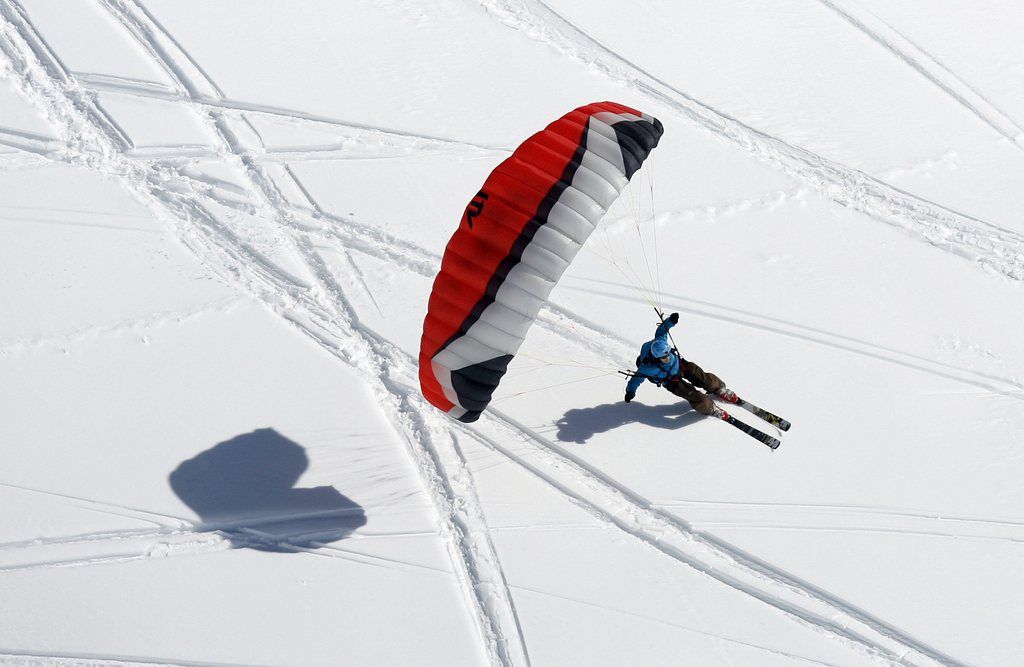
[461, 410, 965, 666]
[0, 2, 525, 664]
[197, 190, 991, 663]
[567, 281, 1024, 401]
[0, 480, 190, 529]
[0, 36, 970, 667]
[0, 1, 994, 665]
[0, 482, 446, 576]
[654, 500, 1024, 544]
[506, 583, 838, 666]
[62, 24, 1020, 405]
[28, 174, 936, 664]
[0, 645, 266, 667]
[0, 125, 58, 154]
[0, 296, 244, 357]
[182, 160, 1024, 407]
[100, 0, 527, 659]
[817, 0, 1024, 150]
[76, 69, 505, 158]
[0, 525, 451, 578]
[479, 0, 1024, 281]
[0, 651, 228, 667]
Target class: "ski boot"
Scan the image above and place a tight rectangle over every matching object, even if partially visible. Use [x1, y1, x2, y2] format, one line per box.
[716, 386, 738, 403]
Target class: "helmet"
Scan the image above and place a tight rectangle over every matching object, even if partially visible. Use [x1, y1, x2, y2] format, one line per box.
[650, 339, 671, 359]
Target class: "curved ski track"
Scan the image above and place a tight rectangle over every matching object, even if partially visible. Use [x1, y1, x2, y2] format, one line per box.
[0, 1, 986, 665]
[175, 171, 1024, 405]
[0, 517, 448, 578]
[0, 297, 243, 357]
[0, 2, 526, 665]
[102, 1, 530, 662]
[0, 650, 236, 667]
[817, 0, 1024, 150]
[79, 72, 505, 160]
[465, 409, 965, 666]
[479, 0, 1024, 281]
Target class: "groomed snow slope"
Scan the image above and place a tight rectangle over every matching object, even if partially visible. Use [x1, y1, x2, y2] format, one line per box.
[2, 1, 1022, 665]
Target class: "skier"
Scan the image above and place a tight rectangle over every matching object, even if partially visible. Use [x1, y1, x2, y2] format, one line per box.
[624, 312, 735, 415]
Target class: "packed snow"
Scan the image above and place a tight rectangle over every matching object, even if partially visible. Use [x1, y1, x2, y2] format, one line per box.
[2, 1, 1022, 665]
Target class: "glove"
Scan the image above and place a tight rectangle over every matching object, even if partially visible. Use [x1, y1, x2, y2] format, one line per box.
[624, 390, 635, 403]
[668, 312, 679, 324]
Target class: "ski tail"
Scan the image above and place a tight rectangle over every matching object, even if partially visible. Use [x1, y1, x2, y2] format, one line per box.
[738, 399, 791, 431]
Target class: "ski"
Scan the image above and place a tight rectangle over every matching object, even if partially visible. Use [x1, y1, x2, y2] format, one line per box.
[714, 407, 781, 450]
[736, 398, 791, 431]
[716, 393, 791, 431]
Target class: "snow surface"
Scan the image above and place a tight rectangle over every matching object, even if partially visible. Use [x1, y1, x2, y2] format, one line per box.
[2, 1, 1023, 665]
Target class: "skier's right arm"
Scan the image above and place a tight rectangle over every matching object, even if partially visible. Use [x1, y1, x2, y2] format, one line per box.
[625, 372, 645, 397]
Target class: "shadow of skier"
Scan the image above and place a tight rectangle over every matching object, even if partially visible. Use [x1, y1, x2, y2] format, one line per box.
[554, 401, 704, 444]
[169, 428, 366, 552]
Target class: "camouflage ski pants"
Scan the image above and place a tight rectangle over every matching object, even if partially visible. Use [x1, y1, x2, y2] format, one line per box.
[663, 359, 724, 415]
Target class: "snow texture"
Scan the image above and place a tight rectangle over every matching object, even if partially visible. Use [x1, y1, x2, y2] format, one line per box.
[1, 1, 1022, 665]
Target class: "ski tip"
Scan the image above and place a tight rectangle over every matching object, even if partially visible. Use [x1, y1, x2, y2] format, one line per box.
[779, 420, 792, 432]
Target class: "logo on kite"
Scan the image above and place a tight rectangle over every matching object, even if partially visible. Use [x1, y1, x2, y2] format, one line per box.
[464, 190, 489, 229]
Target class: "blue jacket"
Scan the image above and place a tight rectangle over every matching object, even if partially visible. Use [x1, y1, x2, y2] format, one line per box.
[626, 320, 679, 394]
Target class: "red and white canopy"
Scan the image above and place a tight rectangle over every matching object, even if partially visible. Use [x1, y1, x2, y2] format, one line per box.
[419, 102, 663, 422]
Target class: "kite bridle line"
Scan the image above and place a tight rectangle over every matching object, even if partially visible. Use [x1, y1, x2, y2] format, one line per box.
[576, 158, 667, 317]
[490, 368, 623, 402]
[625, 169, 660, 312]
[509, 159, 671, 398]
